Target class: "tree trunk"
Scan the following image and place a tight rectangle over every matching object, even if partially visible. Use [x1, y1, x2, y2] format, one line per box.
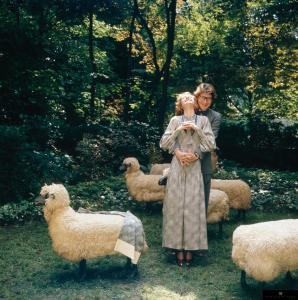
[123, 5, 137, 122]
[88, 8, 96, 119]
[158, 0, 177, 131]
[134, 0, 177, 128]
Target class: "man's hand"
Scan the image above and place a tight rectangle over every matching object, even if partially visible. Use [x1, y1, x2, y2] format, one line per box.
[175, 149, 199, 166]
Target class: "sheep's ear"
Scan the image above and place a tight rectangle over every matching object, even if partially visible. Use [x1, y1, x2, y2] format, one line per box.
[49, 193, 55, 199]
[140, 165, 148, 172]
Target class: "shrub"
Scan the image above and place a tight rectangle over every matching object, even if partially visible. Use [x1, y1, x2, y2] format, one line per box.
[0, 200, 43, 226]
[218, 116, 298, 170]
[0, 125, 74, 205]
[215, 160, 298, 212]
[73, 120, 161, 181]
[0, 176, 138, 225]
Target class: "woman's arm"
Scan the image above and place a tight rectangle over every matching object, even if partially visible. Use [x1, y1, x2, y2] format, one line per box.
[160, 117, 181, 153]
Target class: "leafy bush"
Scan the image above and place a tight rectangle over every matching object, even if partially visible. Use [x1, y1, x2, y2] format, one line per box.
[0, 200, 43, 226]
[73, 120, 162, 181]
[218, 116, 298, 170]
[0, 125, 74, 205]
[0, 176, 140, 225]
[215, 160, 298, 212]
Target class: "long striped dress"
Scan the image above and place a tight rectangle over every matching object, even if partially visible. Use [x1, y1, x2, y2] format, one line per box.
[160, 114, 216, 250]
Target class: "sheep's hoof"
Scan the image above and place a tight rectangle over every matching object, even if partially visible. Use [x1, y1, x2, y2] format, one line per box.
[125, 258, 139, 279]
[285, 271, 298, 288]
[129, 264, 139, 279]
[218, 221, 223, 239]
[240, 270, 248, 289]
[242, 210, 246, 222]
[78, 259, 87, 281]
[237, 209, 246, 222]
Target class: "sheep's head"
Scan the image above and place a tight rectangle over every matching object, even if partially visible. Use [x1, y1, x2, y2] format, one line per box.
[121, 157, 140, 173]
[40, 183, 70, 212]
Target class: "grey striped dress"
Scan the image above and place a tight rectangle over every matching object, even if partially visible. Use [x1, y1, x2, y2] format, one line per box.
[160, 115, 216, 250]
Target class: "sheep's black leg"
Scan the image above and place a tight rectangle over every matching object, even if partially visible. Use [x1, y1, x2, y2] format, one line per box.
[125, 257, 132, 268]
[218, 220, 223, 239]
[237, 210, 246, 222]
[242, 210, 246, 222]
[237, 209, 241, 220]
[241, 270, 248, 289]
[259, 281, 265, 291]
[126, 258, 139, 278]
[286, 271, 293, 281]
[129, 263, 139, 279]
[79, 259, 87, 280]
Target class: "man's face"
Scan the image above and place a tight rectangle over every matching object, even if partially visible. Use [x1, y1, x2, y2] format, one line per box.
[197, 92, 213, 111]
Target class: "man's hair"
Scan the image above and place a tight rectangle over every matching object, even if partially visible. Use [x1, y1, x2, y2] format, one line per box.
[194, 83, 217, 99]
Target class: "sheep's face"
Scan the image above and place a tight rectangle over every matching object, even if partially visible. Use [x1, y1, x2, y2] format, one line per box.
[122, 157, 140, 173]
[40, 183, 70, 211]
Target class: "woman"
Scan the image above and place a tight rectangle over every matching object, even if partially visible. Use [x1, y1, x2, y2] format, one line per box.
[160, 92, 216, 266]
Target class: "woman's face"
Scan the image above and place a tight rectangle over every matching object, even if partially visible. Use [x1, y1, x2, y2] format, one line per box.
[197, 92, 213, 111]
[181, 94, 195, 109]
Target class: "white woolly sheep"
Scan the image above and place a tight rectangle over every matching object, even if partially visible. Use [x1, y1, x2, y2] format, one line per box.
[122, 157, 165, 202]
[207, 189, 229, 237]
[211, 179, 251, 219]
[232, 219, 298, 288]
[38, 183, 147, 279]
[149, 163, 171, 175]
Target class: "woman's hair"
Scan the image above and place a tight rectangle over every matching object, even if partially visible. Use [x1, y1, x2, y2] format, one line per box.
[193, 83, 217, 99]
[175, 92, 196, 115]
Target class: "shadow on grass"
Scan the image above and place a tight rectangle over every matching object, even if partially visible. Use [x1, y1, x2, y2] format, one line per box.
[238, 273, 298, 300]
[47, 260, 141, 284]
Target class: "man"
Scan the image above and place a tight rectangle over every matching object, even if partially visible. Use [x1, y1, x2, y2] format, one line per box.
[161, 83, 221, 214]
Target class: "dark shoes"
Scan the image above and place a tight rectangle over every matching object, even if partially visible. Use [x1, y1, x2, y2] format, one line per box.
[176, 251, 184, 267]
[175, 251, 193, 267]
[185, 251, 193, 267]
[158, 176, 168, 186]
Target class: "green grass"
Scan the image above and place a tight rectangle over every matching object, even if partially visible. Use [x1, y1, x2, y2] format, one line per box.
[1, 208, 297, 300]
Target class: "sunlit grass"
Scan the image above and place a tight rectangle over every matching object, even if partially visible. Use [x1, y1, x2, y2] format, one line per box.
[1, 209, 297, 299]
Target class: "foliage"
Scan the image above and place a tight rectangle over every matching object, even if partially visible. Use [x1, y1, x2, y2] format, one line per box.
[0, 0, 297, 206]
[0, 125, 73, 204]
[73, 120, 161, 181]
[217, 116, 298, 170]
[1, 160, 297, 225]
[215, 160, 298, 212]
[0, 200, 43, 226]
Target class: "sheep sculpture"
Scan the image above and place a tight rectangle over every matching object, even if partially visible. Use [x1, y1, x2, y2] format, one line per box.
[232, 219, 298, 288]
[122, 157, 165, 202]
[37, 183, 147, 279]
[211, 179, 251, 220]
[207, 189, 229, 237]
[149, 163, 171, 175]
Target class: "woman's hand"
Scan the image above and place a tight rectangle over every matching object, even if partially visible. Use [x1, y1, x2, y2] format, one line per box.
[182, 122, 199, 131]
[176, 122, 191, 131]
[175, 149, 199, 166]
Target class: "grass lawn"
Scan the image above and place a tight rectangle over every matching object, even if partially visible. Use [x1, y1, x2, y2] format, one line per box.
[1, 207, 298, 300]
